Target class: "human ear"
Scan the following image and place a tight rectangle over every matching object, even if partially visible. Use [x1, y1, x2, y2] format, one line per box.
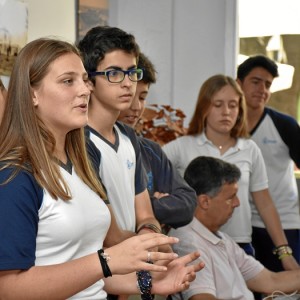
[236, 78, 242, 86]
[32, 90, 39, 106]
[198, 194, 210, 209]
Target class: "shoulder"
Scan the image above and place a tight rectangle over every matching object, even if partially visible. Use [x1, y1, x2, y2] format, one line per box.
[238, 137, 260, 150]
[0, 166, 42, 271]
[139, 137, 161, 151]
[0, 166, 43, 209]
[163, 135, 196, 149]
[115, 121, 140, 148]
[115, 121, 137, 137]
[266, 107, 299, 127]
[0, 166, 41, 189]
[170, 223, 196, 247]
[85, 136, 101, 163]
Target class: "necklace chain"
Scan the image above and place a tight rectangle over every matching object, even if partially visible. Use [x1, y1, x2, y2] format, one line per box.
[217, 139, 233, 150]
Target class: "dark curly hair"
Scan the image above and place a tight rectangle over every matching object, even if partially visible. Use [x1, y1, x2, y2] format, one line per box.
[77, 26, 140, 84]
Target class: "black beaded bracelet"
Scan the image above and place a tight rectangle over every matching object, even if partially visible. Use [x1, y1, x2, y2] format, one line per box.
[136, 270, 154, 300]
[97, 249, 112, 278]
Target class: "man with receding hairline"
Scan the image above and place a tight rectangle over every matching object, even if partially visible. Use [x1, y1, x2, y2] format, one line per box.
[170, 156, 300, 300]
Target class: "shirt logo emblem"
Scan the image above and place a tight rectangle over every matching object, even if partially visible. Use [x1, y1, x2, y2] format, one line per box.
[127, 160, 134, 169]
[262, 137, 277, 144]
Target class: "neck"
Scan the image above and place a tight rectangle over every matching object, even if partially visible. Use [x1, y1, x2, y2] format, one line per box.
[205, 129, 235, 151]
[54, 142, 67, 164]
[247, 106, 264, 132]
[88, 100, 119, 142]
[196, 215, 219, 234]
[49, 128, 67, 163]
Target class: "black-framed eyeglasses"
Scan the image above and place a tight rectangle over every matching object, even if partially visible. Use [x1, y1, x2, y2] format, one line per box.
[88, 68, 143, 83]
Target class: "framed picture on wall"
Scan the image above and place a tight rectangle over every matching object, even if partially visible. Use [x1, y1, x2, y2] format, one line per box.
[76, 0, 108, 43]
[0, 0, 28, 76]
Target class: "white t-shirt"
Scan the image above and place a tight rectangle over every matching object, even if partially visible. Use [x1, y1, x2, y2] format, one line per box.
[0, 158, 111, 299]
[163, 132, 268, 243]
[250, 109, 300, 229]
[37, 165, 111, 299]
[88, 123, 146, 232]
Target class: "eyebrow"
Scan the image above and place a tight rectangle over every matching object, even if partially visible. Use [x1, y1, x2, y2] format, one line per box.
[213, 98, 238, 103]
[250, 76, 272, 86]
[57, 71, 88, 78]
[103, 65, 137, 71]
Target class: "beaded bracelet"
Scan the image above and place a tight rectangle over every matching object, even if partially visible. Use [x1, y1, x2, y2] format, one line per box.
[272, 245, 293, 260]
[136, 223, 161, 234]
[136, 270, 154, 300]
[97, 249, 112, 277]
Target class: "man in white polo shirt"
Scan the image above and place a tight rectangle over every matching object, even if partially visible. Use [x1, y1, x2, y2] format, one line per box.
[170, 156, 300, 300]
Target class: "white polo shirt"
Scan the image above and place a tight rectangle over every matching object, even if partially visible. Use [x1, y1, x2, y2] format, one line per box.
[170, 218, 264, 300]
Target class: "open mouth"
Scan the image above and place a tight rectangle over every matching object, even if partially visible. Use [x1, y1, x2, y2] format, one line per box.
[78, 103, 87, 109]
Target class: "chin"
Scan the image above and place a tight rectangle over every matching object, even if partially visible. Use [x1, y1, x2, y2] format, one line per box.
[119, 102, 132, 111]
[74, 119, 88, 130]
[126, 119, 136, 126]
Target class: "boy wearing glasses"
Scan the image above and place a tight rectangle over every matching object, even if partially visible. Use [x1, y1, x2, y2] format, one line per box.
[78, 26, 162, 239]
[117, 53, 197, 231]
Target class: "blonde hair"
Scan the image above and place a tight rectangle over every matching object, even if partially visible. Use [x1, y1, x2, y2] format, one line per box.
[188, 74, 248, 138]
[0, 38, 106, 200]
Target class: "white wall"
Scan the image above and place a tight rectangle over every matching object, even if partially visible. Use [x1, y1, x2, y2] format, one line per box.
[109, 0, 238, 124]
[26, 0, 76, 42]
[1, 0, 238, 124]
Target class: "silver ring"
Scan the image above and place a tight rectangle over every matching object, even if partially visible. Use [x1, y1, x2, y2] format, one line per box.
[147, 251, 152, 263]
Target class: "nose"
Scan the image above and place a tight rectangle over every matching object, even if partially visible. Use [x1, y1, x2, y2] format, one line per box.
[257, 81, 268, 94]
[222, 104, 230, 115]
[131, 95, 141, 111]
[232, 196, 240, 208]
[121, 74, 133, 87]
[81, 80, 91, 97]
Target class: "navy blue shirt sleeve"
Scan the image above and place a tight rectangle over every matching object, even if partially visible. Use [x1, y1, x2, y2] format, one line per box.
[267, 107, 300, 167]
[139, 137, 197, 228]
[0, 167, 43, 270]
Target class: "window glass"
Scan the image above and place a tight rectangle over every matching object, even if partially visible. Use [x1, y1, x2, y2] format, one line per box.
[239, 0, 300, 120]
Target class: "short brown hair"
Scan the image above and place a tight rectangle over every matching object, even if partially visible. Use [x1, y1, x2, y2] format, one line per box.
[138, 53, 157, 85]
